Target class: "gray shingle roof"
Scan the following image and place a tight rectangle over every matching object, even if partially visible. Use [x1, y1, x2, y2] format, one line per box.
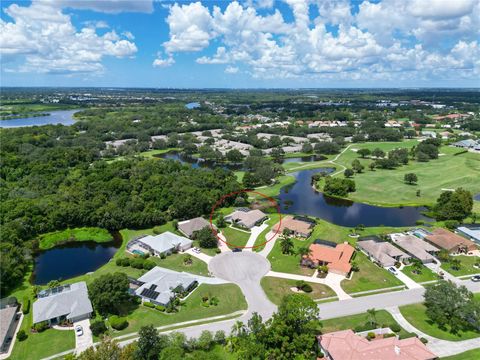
[177, 217, 210, 238]
[33, 282, 93, 324]
[0, 306, 18, 345]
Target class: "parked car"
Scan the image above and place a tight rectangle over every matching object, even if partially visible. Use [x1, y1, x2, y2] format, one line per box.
[388, 267, 398, 275]
[232, 248, 242, 252]
[471, 275, 480, 282]
[192, 247, 201, 254]
[75, 325, 83, 336]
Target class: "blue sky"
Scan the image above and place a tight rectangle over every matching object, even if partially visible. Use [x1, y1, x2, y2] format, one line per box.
[1, 0, 479, 88]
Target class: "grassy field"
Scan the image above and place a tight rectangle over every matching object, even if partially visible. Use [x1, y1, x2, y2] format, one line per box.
[401, 264, 439, 283]
[332, 142, 480, 206]
[38, 227, 113, 250]
[441, 349, 480, 360]
[440, 255, 480, 277]
[321, 310, 411, 338]
[113, 283, 247, 337]
[221, 226, 251, 248]
[253, 174, 296, 198]
[341, 252, 404, 294]
[399, 299, 480, 341]
[260, 276, 336, 305]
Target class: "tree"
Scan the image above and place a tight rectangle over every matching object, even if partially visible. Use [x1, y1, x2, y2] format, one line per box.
[88, 273, 131, 316]
[135, 325, 162, 360]
[351, 159, 364, 173]
[280, 235, 294, 255]
[78, 337, 122, 360]
[437, 249, 450, 262]
[183, 254, 193, 265]
[296, 246, 312, 258]
[301, 143, 313, 153]
[411, 258, 423, 274]
[216, 213, 226, 228]
[193, 227, 217, 249]
[371, 148, 385, 158]
[271, 147, 285, 163]
[434, 188, 473, 221]
[450, 258, 461, 271]
[47, 280, 60, 289]
[344, 168, 354, 178]
[357, 148, 371, 158]
[323, 177, 356, 197]
[404, 173, 418, 185]
[314, 141, 340, 155]
[197, 330, 214, 351]
[367, 308, 377, 326]
[369, 162, 376, 171]
[226, 149, 244, 163]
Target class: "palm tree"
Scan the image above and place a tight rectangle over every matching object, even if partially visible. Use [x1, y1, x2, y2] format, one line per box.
[280, 235, 294, 255]
[296, 246, 312, 258]
[450, 258, 461, 271]
[231, 320, 247, 338]
[367, 308, 377, 326]
[183, 254, 193, 265]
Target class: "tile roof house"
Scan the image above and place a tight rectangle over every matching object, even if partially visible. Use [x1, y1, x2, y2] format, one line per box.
[357, 240, 409, 267]
[425, 228, 477, 253]
[177, 217, 211, 238]
[273, 216, 313, 238]
[127, 232, 193, 257]
[226, 209, 267, 229]
[318, 329, 437, 360]
[303, 242, 355, 276]
[33, 282, 93, 325]
[132, 267, 198, 306]
[390, 234, 440, 263]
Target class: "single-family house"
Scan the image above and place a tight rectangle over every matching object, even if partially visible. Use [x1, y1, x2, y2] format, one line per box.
[318, 330, 437, 360]
[302, 242, 355, 277]
[127, 232, 193, 257]
[33, 282, 93, 325]
[225, 209, 267, 229]
[177, 217, 211, 238]
[452, 139, 478, 149]
[0, 298, 21, 354]
[131, 267, 198, 307]
[273, 216, 313, 238]
[421, 131, 437, 138]
[390, 233, 439, 263]
[425, 228, 477, 254]
[357, 239, 409, 267]
[456, 225, 480, 245]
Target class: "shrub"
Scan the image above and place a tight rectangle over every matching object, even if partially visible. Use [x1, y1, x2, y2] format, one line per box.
[353, 324, 372, 332]
[444, 220, 460, 230]
[90, 320, 107, 336]
[130, 258, 145, 269]
[22, 297, 30, 315]
[143, 260, 156, 270]
[399, 332, 417, 340]
[215, 248, 221, 254]
[109, 315, 128, 330]
[32, 321, 49, 332]
[390, 323, 401, 333]
[415, 220, 424, 225]
[367, 332, 376, 340]
[120, 258, 131, 267]
[17, 330, 27, 341]
[115, 258, 123, 266]
[155, 305, 166, 312]
[143, 302, 155, 308]
[209, 296, 219, 306]
[160, 253, 166, 259]
[420, 337, 428, 344]
[302, 283, 313, 293]
[383, 333, 396, 338]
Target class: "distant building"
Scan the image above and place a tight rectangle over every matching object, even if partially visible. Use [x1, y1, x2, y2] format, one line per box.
[302, 242, 354, 276]
[390, 233, 440, 263]
[456, 225, 480, 245]
[177, 217, 211, 238]
[357, 239, 409, 267]
[452, 139, 478, 149]
[33, 282, 93, 325]
[318, 329, 437, 360]
[425, 228, 477, 254]
[127, 232, 193, 257]
[225, 209, 267, 229]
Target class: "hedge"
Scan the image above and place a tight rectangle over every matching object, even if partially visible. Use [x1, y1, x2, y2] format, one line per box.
[109, 315, 128, 331]
[90, 320, 108, 336]
[22, 297, 30, 315]
[143, 302, 155, 308]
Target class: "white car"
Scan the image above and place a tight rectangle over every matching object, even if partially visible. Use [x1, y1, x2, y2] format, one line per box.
[193, 247, 201, 254]
[388, 267, 398, 275]
[75, 325, 83, 336]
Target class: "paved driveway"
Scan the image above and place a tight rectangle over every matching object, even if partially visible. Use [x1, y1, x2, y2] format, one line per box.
[386, 266, 423, 289]
[244, 223, 268, 249]
[73, 318, 93, 354]
[209, 251, 276, 319]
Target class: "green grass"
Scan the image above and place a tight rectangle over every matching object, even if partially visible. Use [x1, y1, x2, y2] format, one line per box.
[440, 255, 480, 277]
[253, 213, 281, 250]
[114, 284, 247, 337]
[260, 276, 336, 305]
[441, 349, 480, 360]
[399, 301, 480, 341]
[321, 310, 411, 338]
[332, 142, 480, 207]
[341, 252, 404, 294]
[221, 226, 251, 248]
[400, 264, 439, 283]
[38, 227, 113, 250]
[149, 253, 210, 276]
[253, 174, 296, 198]
[138, 147, 181, 158]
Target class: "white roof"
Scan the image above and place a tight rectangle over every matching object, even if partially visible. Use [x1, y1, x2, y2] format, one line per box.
[457, 226, 480, 242]
[139, 231, 192, 254]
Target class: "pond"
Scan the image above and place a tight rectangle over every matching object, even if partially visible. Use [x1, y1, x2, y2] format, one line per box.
[185, 102, 201, 109]
[0, 110, 78, 128]
[474, 193, 480, 201]
[32, 232, 122, 285]
[278, 168, 430, 227]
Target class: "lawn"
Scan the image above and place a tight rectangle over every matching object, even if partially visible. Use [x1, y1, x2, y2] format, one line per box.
[253, 213, 281, 250]
[38, 227, 113, 250]
[320, 310, 412, 338]
[267, 235, 315, 276]
[401, 264, 439, 283]
[149, 253, 210, 277]
[260, 276, 336, 305]
[113, 284, 247, 337]
[332, 142, 480, 207]
[440, 255, 480, 277]
[441, 349, 480, 360]
[399, 301, 480, 341]
[253, 174, 296, 198]
[221, 226, 251, 248]
[341, 252, 404, 294]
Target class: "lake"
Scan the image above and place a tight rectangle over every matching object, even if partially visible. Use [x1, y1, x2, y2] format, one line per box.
[0, 110, 78, 128]
[32, 233, 122, 285]
[278, 168, 430, 227]
[185, 102, 201, 109]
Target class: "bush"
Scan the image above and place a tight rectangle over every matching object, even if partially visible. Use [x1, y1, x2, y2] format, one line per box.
[215, 248, 221, 254]
[130, 258, 145, 269]
[383, 333, 396, 338]
[367, 332, 376, 340]
[302, 283, 313, 293]
[120, 258, 131, 267]
[17, 330, 27, 341]
[444, 220, 460, 230]
[143, 260, 156, 270]
[209, 296, 219, 306]
[115, 258, 123, 266]
[160, 253, 166, 259]
[143, 302, 155, 308]
[390, 323, 401, 333]
[22, 297, 30, 315]
[32, 321, 49, 332]
[399, 332, 417, 340]
[420, 337, 428, 344]
[155, 305, 165, 312]
[109, 315, 128, 330]
[90, 320, 107, 336]
[353, 324, 372, 332]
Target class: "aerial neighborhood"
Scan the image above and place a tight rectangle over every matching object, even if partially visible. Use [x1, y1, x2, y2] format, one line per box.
[0, 1, 480, 359]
